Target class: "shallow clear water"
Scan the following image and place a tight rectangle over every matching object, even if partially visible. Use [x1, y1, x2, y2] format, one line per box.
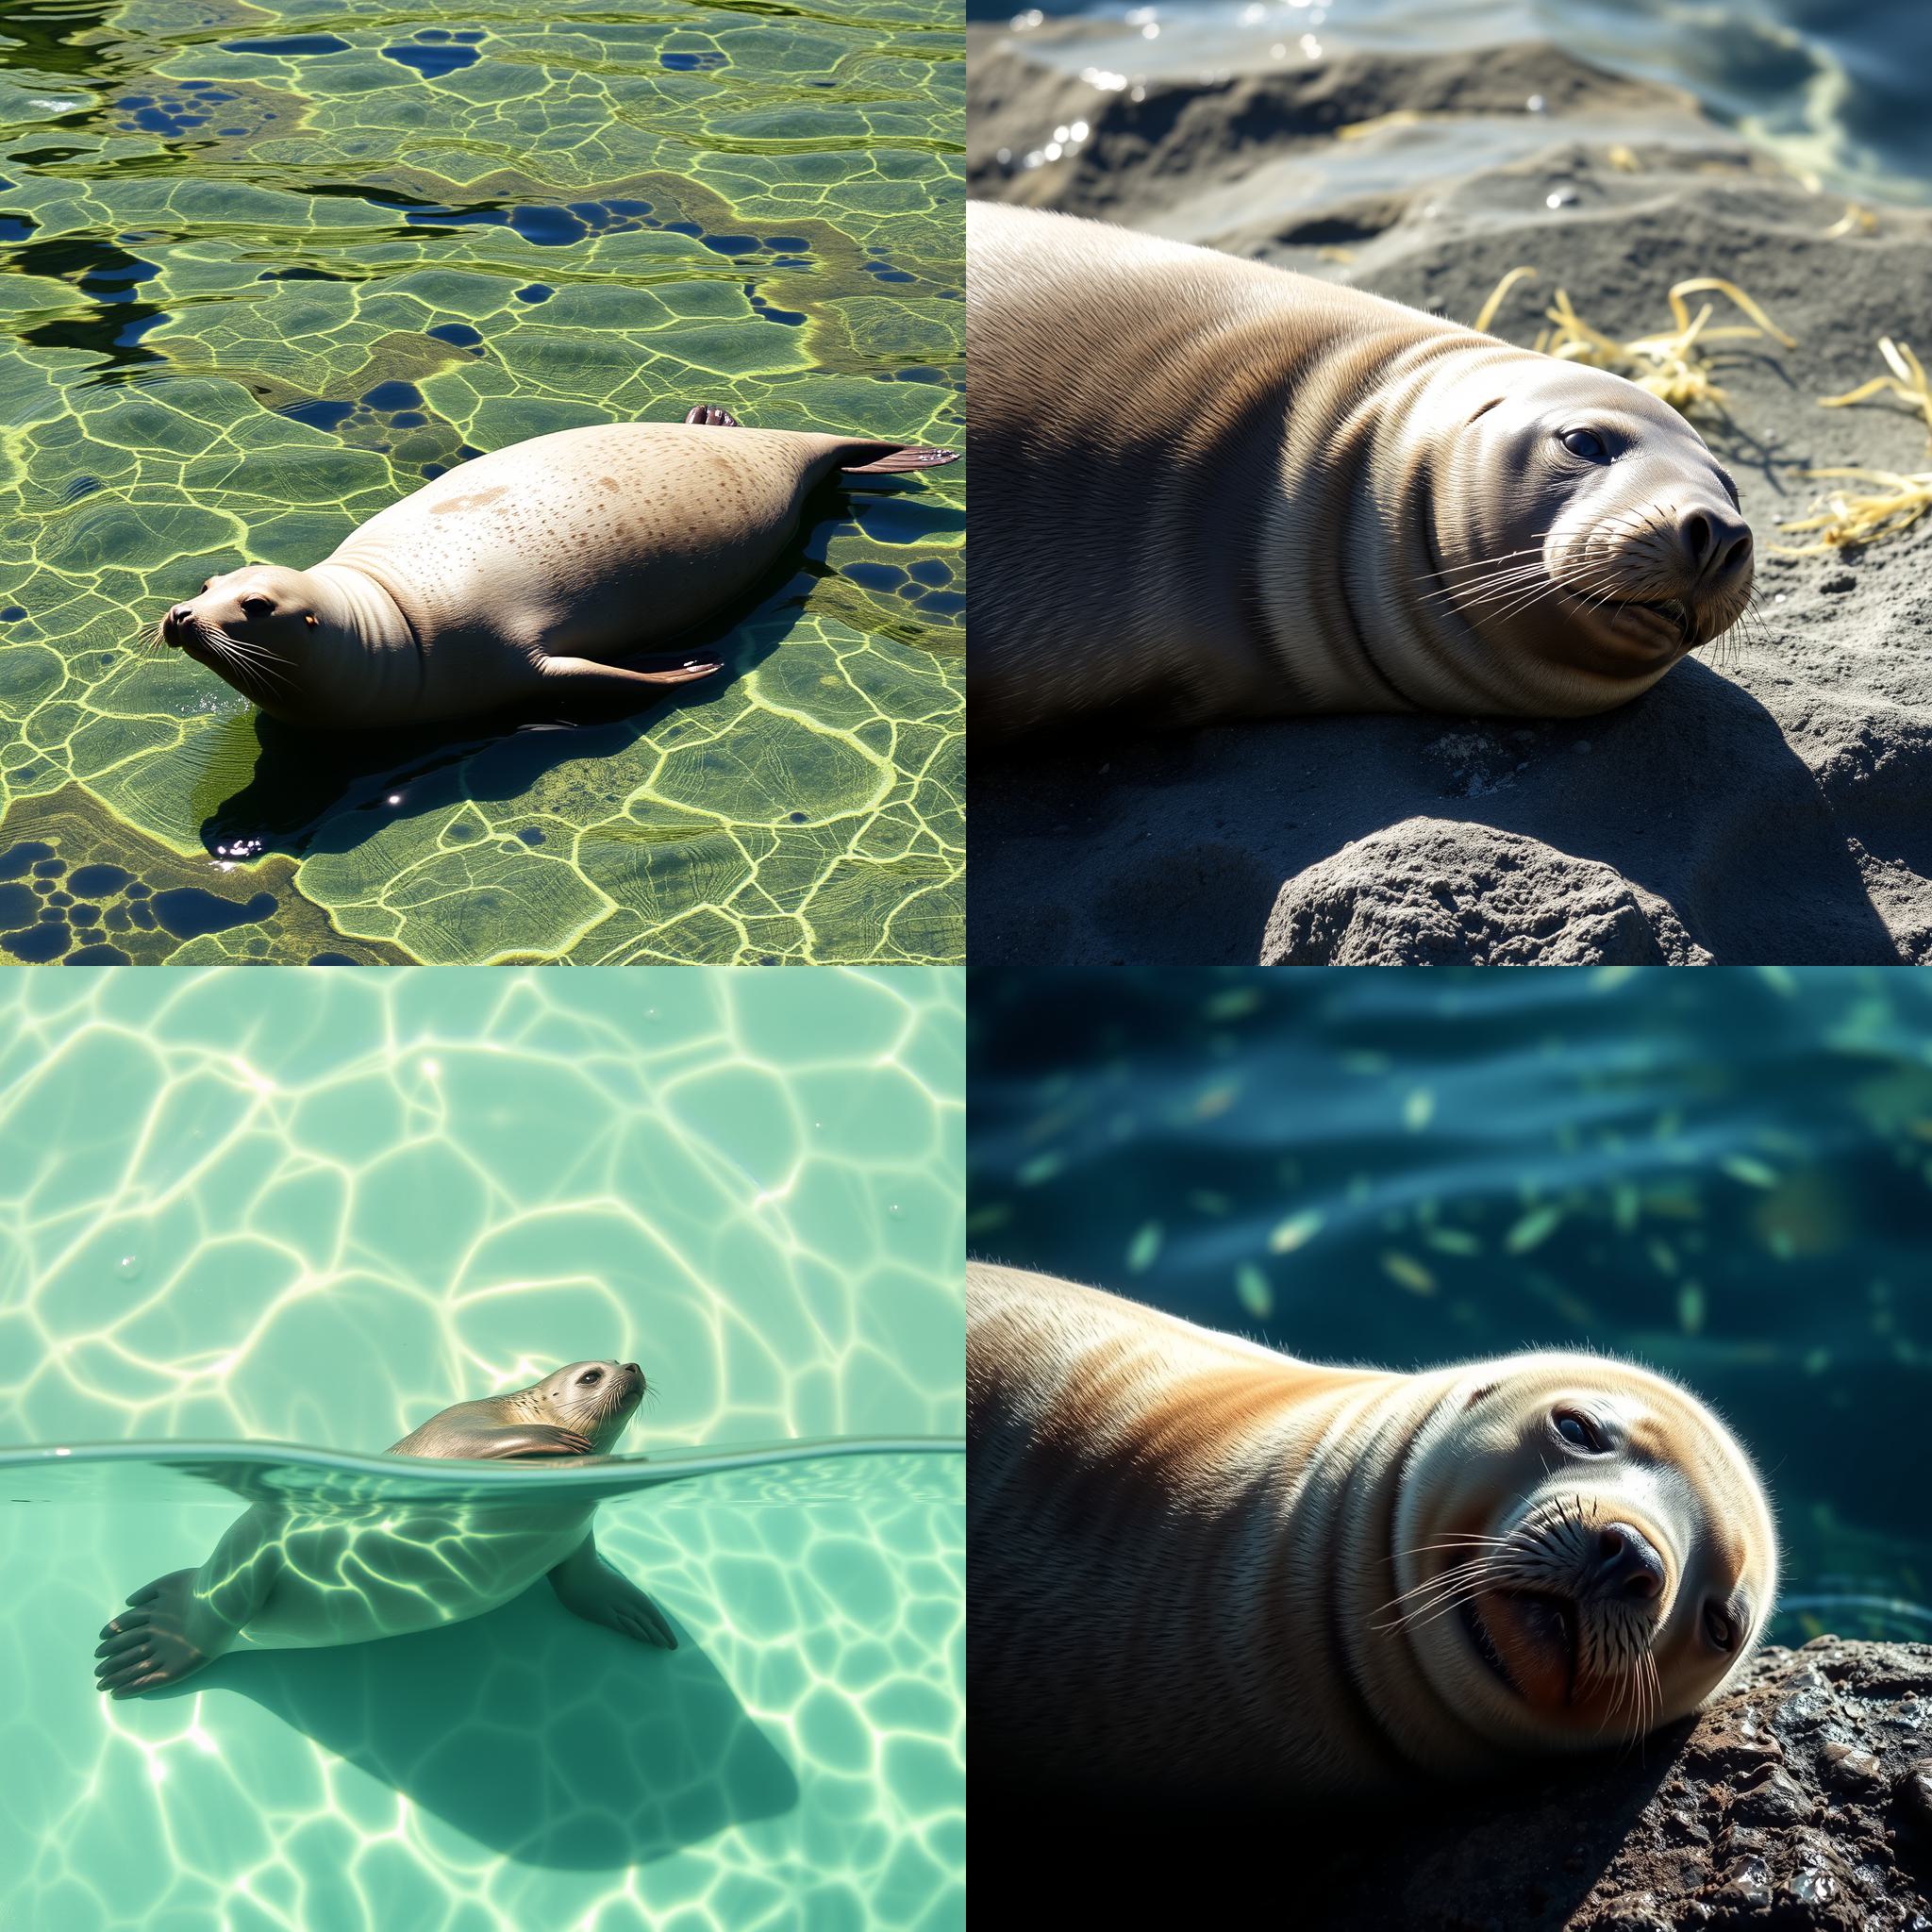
[0, 966, 965, 1928]
[0, 1, 964, 965]
[968, 965, 1932, 1650]
[969, 0, 1932, 205]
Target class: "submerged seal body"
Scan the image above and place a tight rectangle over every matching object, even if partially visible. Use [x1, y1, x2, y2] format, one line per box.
[968, 203, 1754, 741]
[157, 408, 957, 726]
[968, 1263, 1775, 1797]
[94, 1360, 676, 1699]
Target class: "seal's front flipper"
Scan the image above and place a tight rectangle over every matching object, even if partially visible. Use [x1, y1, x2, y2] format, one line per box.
[539, 656, 723, 717]
[682, 404, 741, 428]
[549, 1534, 678, 1649]
[410, 1421, 595, 1459]
[838, 445, 960, 475]
[93, 1567, 237, 1698]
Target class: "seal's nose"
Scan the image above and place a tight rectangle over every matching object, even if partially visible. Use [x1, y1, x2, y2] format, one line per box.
[1593, 1523, 1666, 1601]
[163, 604, 192, 643]
[1678, 505, 1752, 582]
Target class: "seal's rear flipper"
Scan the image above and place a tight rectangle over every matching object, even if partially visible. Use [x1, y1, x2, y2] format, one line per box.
[682, 404, 741, 428]
[839, 446, 960, 475]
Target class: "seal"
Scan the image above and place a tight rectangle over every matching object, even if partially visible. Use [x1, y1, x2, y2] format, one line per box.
[92, 1359, 676, 1699]
[155, 406, 958, 727]
[967, 203, 1755, 741]
[968, 1263, 1776, 1798]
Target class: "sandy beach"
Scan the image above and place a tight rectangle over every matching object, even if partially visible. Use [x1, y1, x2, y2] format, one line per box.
[969, 22, 1932, 963]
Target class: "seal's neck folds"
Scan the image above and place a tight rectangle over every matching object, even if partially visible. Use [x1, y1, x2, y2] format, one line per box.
[309, 560, 418, 659]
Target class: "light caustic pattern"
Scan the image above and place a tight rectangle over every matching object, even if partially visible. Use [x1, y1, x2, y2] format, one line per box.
[0, 0, 964, 965]
[0, 967, 964, 1930]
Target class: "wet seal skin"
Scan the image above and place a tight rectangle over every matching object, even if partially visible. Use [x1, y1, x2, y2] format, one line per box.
[94, 1360, 677, 1698]
[152, 407, 958, 727]
[968, 203, 1754, 742]
[968, 1263, 1776, 1798]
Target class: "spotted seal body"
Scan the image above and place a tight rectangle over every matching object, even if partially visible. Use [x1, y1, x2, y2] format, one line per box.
[968, 203, 1755, 741]
[94, 1360, 675, 1698]
[157, 408, 958, 726]
[968, 1263, 1776, 1797]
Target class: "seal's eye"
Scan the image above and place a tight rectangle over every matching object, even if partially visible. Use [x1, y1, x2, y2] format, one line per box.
[1553, 1407, 1607, 1452]
[1560, 428, 1609, 461]
[1704, 1601, 1740, 1653]
[577, 1370, 602, 1386]
[240, 593, 273, 620]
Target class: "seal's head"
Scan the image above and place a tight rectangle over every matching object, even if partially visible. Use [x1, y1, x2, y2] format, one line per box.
[157, 564, 332, 712]
[522, 1359, 647, 1454]
[1435, 358, 1754, 691]
[1392, 1352, 1774, 1754]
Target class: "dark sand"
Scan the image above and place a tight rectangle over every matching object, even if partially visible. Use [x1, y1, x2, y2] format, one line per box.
[969, 26, 1932, 964]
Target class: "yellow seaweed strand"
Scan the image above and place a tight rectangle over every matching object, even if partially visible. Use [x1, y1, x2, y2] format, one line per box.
[1471, 265, 1537, 336]
[1777, 338, 1932, 552]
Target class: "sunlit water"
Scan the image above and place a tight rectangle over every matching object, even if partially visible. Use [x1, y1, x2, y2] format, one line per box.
[0, 967, 966, 1930]
[969, 965, 1932, 1650]
[969, 0, 1932, 206]
[0, 1, 964, 965]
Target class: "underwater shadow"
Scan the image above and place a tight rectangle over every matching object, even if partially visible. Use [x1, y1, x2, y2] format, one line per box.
[152, 1586, 798, 1867]
[200, 475, 955, 867]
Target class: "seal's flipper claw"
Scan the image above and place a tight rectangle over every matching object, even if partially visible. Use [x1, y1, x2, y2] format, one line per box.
[681, 404, 741, 428]
[839, 444, 959, 475]
[638, 659, 721, 685]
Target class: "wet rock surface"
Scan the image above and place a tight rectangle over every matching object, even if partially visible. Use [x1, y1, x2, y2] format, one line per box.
[1259, 818, 1709, 964]
[1290, 1640, 1932, 1930]
[975, 1641, 1932, 1928]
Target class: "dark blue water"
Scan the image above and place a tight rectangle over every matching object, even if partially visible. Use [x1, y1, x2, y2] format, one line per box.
[968, 967, 1932, 1646]
[968, 0, 1932, 203]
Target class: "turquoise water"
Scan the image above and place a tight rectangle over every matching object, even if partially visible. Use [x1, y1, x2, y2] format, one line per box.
[969, 0, 1932, 205]
[968, 965, 1932, 1651]
[0, 966, 965, 1930]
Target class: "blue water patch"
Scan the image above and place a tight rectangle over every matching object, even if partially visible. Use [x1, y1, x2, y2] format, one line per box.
[0, 213, 37, 242]
[0, 607, 25, 623]
[384, 42, 482, 78]
[1, 923, 67, 962]
[427, 323, 483, 347]
[361, 380, 423, 410]
[68, 865, 130, 896]
[220, 36, 350, 56]
[279, 398, 356, 432]
[77, 256, 157, 303]
[513, 283, 553, 304]
[150, 887, 277, 939]
[660, 51, 727, 72]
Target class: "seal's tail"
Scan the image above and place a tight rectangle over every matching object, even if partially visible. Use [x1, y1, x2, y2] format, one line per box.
[838, 444, 961, 474]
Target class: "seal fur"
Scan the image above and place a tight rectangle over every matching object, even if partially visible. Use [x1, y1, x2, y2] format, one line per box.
[968, 203, 1755, 741]
[93, 1359, 675, 1698]
[156, 406, 958, 727]
[968, 1262, 1776, 1797]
